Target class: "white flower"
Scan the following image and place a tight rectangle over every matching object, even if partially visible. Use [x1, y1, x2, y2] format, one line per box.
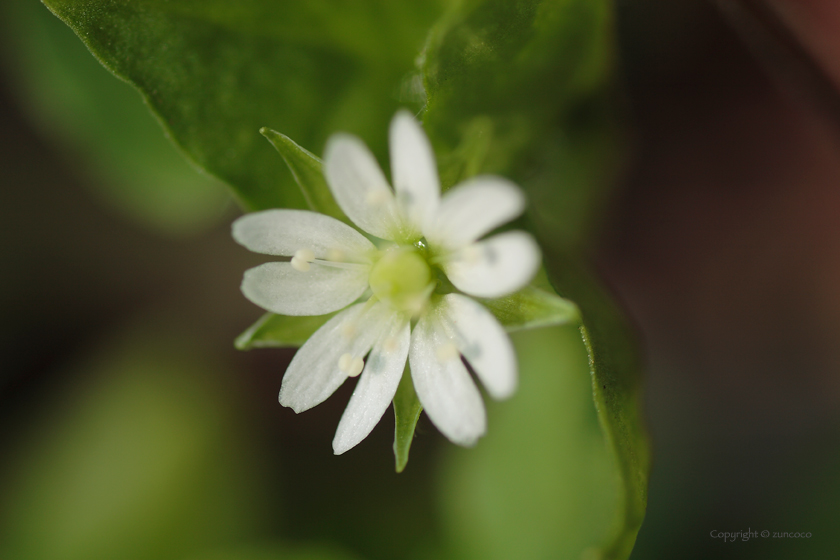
[233, 111, 540, 454]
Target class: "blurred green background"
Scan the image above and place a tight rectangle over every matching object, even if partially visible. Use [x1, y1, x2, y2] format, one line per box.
[1, 0, 839, 559]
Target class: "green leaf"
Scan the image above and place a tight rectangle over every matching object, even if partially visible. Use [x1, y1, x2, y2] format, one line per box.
[41, 0, 445, 211]
[439, 297, 646, 560]
[421, 0, 621, 247]
[260, 128, 347, 222]
[434, 115, 495, 189]
[38, 3, 650, 557]
[392, 366, 423, 473]
[235, 312, 338, 350]
[440, 324, 621, 560]
[423, 2, 649, 557]
[1, 0, 230, 235]
[480, 286, 580, 332]
[184, 543, 363, 560]
[546, 250, 650, 560]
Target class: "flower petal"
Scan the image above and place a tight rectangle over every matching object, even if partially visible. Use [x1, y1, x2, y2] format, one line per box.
[389, 110, 440, 233]
[241, 261, 369, 316]
[279, 302, 390, 413]
[409, 309, 486, 446]
[333, 312, 411, 455]
[443, 231, 541, 298]
[438, 294, 517, 400]
[324, 133, 405, 240]
[232, 209, 375, 262]
[425, 175, 525, 249]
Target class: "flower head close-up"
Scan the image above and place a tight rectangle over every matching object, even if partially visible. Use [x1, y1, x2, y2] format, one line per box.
[15, 0, 838, 555]
[233, 111, 541, 455]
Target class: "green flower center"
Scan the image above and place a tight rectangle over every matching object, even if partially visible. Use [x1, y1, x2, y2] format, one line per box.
[369, 248, 433, 314]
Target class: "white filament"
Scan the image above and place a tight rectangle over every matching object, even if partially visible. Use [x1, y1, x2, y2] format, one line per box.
[326, 248, 346, 262]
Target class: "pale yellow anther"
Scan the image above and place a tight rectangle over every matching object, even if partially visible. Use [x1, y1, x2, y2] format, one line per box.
[404, 295, 428, 317]
[294, 248, 315, 262]
[291, 248, 316, 272]
[349, 357, 364, 377]
[435, 342, 460, 363]
[290, 256, 310, 272]
[326, 248, 346, 262]
[339, 353, 364, 377]
[459, 245, 484, 265]
[383, 336, 400, 353]
[365, 189, 391, 207]
[340, 322, 357, 340]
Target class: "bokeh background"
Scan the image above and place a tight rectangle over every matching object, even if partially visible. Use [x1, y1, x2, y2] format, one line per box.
[1, 1, 839, 559]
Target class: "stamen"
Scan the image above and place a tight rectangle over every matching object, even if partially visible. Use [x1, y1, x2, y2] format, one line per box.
[410, 283, 437, 317]
[291, 248, 316, 272]
[290, 257, 310, 272]
[435, 343, 460, 363]
[295, 248, 315, 262]
[459, 245, 484, 265]
[349, 357, 364, 377]
[340, 322, 357, 340]
[326, 248, 346, 262]
[312, 260, 368, 271]
[365, 189, 391, 207]
[339, 353, 364, 377]
[383, 336, 400, 353]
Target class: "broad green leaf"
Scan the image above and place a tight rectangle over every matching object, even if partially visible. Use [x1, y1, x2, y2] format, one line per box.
[392, 367, 423, 473]
[421, 0, 621, 247]
[439, 324, 620, 560]
[434, 115, 495, 189]
[260, 128, 347, 222]
[41, 0, 446, 211]
[184, 543, 362, 560]
[440, 296, 646, 559]
[423, 2, 649, 557]
[479, 286, 580, 332]
[0, 0, 230, 235]
[546, 252, 650, 560]
[235, 312, 338, 350]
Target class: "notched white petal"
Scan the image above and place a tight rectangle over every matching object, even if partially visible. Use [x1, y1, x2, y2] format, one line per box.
[439, 294, 517, 400]
[390, 110, 440, 233]
[232, 209, 374, 262]
[409, 310, 487, 446]
[333, 313, 411, 455]
[324, 133, 403, 240]
[280, 302, 391, 413]
[443, 230, 541, 298]
[241, 261, 369, 316]
[425, 176, 525, 249]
